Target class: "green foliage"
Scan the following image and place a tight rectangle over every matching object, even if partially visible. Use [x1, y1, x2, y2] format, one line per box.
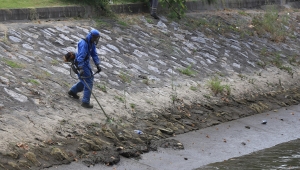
[257, 61, 267, 69]
[3, 59, 23, 68]
[161, 0, 216, 19]
[279, 65, 293, 75]
[130, 103, 135, 109]
[288, 55, 297, 65]
[0, 0, 75, 9]
[115, 95, 125, 103]
[28, 79, 40, 85]
[117, 20, 128, 27]
[272, 54, 282, 68]
[178, 65, 196, 77]
[97, 83, 107, 93]
[119, 71, 131, 83]
[190, 86, 197, 91]
[252, 5, 290, 42]
[60, 0, 111, 14]
[51, 59, 59, 65]
[238, 10, 247, 16]
[207, 77, 230, 96]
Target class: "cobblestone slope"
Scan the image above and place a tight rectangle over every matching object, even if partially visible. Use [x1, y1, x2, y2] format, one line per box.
[0, 8, 300, 169]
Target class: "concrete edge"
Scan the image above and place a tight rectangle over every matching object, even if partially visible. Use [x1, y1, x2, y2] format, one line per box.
[0, 0, 299, 22]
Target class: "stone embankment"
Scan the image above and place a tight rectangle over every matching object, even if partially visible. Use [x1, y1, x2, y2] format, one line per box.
[0, 3, 300, 169]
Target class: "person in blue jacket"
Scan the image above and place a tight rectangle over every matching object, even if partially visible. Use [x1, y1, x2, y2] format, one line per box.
[68, 29, 101, 108]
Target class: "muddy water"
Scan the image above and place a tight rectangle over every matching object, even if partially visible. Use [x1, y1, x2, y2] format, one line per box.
[197, 138, 300, 170]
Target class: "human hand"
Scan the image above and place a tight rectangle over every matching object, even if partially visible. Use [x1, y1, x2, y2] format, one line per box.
[96, 65, 101, 73]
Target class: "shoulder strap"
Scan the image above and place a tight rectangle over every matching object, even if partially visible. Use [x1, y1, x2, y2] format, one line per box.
[82, 38, 90, 61]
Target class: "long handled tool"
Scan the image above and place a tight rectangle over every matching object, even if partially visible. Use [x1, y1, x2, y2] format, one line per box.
[81, 77, 110, 121]
[68, 65, 111, 121]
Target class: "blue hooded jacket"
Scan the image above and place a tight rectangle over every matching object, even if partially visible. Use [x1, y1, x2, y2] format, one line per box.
[76, 30, 100, 69]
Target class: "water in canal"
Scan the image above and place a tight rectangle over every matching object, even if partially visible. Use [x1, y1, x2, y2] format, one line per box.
[197, 138, 300, 170]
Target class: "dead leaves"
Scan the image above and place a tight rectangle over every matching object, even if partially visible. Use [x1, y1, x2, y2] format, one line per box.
[16, 143, 29, 150]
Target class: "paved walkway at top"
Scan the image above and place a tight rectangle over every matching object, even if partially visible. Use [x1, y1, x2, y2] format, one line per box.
[46, 104, 300, 170]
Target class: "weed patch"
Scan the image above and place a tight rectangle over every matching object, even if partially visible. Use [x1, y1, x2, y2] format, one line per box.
[3, 59, 23, 68]
[207, 77, 231, 96]
[178, 65, 196, 77]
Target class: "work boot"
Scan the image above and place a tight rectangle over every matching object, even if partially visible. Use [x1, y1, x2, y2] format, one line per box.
[68, 90, 79, 99]
[151, 13, 159, 19]
[150, 7, 159, 19]
[81, 102, 93, 109]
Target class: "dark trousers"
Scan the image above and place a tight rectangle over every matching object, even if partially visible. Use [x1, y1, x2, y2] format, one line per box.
[149, 0, 158, 14]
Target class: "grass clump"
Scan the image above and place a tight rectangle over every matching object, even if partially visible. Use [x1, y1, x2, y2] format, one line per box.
[115, 95, 125, 103]
[130, 103, 135, 109]
[119, 71, 131, 83]
[190, 86, 197, 91]
[97, 83, 107, 93]
[178, 65, 196, 77]
[207, 76, 231, 96]
[28, 79, 40, 85]
[252, 5, 290, 42]
[3, 59, 23, 68]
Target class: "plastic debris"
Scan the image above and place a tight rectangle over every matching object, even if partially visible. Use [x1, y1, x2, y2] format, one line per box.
[134, 130, 144, 134]
[262, 120, 267, 124]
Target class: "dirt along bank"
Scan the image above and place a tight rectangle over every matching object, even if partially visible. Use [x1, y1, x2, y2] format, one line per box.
[0, 5, 300, 170]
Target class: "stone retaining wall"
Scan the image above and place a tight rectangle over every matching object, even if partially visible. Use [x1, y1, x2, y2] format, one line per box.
[0, 0, 299, 21]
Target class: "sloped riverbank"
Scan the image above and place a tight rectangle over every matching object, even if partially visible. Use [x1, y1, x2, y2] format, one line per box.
[0, 6, 299, 169]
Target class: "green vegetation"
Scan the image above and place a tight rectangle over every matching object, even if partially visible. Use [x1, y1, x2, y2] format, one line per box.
[117, 20, 128, 27]
[190, 86, 197, 91]
[51, 59, 59, 66]
[119, 71, 131, 83]
[257, 61, 267, 69]
[115, 95, 125, 103]
[97, 83, 107, 93]
[28, 79, 40, 85]
[130, 103, 135, 109]
[142, 78, 150, 85]
[0, 0, 75, 9]
[238, 10, 247, 16]
[207, 76, 231, 96]
[178, 65, 196, 77]
[272, 54, 282, 67]
[252, 5, 290, 42]
[3, 59, 23, 68]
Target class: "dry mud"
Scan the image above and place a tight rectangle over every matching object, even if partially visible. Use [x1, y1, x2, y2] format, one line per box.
[0, 7, 300, 169]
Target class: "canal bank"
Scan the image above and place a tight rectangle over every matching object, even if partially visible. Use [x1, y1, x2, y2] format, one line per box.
[0, 3, 300, 170]
[46, 104, 300, 170]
